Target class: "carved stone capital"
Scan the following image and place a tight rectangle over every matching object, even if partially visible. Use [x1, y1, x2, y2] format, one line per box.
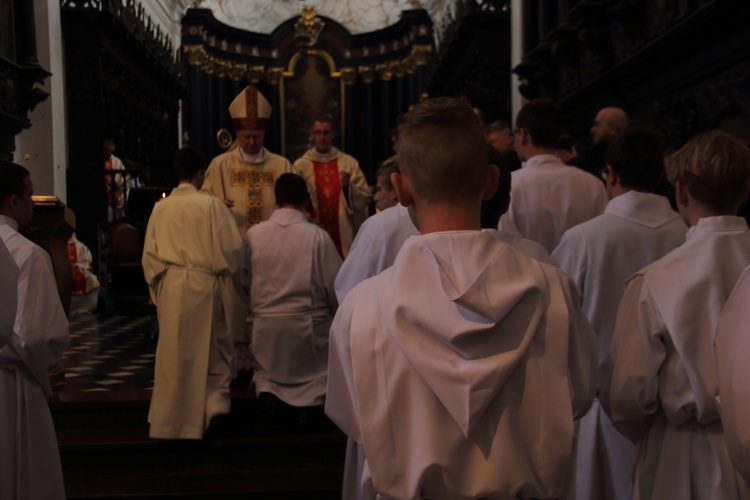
[266, 67, 283, 85]
[358, 65, 376, 84]
[184, 45, 209, 66]
[340, 67, 357, 85]
[411, 44, 433, 66]
[376, 63, 393, 81]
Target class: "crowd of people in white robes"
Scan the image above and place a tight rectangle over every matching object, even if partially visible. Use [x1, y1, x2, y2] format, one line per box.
[5, 82, 750, 500]
[324, 96, 750, 500]
[110, 89, 750, 499]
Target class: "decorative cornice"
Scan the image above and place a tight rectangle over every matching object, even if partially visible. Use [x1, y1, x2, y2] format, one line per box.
[182, 7, 434, 84]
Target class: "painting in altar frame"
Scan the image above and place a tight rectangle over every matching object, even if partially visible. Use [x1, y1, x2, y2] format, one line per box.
[281, 50, 346, 163]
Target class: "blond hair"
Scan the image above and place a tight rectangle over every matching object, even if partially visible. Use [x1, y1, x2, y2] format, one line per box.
[397, 97, 488, 204]
[665, 130, 750, 213]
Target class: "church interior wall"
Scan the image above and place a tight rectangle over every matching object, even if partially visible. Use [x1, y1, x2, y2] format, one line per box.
[4, 0, 750, 279]
[15, 0, 68, 203]
[514, 0, 750, 152]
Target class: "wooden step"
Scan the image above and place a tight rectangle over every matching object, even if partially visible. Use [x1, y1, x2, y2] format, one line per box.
[51, 395, 346, 498]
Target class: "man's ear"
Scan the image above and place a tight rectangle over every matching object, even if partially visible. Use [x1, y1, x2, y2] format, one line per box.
[391, 172, 413, 207]
[6, 194, 19, 213]
[482, 164, 500, 201]
[0, 196, 12, 217]
[605, 164, 618, 188]
[519, 128, 530, 147]
[388, 189, 398, 204]
[675, 181, 689, 208]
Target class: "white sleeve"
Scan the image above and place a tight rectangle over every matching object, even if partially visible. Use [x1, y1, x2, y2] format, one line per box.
[0, 241, 18, 350]
[715, 266, 750, 480]
[14, 246, 69, 396]
[600, 275, 665, 441]
[325, 294, 362, 443]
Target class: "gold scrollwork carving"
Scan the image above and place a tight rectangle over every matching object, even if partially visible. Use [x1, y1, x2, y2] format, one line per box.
[294, 6, 325, 47]
[214, 59, 233, 79]
[266, 67, 283, 85]
[375, 63, 393, 82]
[358, 65, 376, 84]
[340, 67, 357, 85]
[203, 59, 219, 75]
[392, 59, 407, 78]
[183, 45, 209, 66]
[246, 65, 265, 83]
[411, 44, 433, 66]
[227, 63, 248, 81]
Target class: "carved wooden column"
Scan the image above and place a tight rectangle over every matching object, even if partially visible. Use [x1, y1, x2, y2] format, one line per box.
[0, 0, 50, 161]
[62, 13, 105, 257]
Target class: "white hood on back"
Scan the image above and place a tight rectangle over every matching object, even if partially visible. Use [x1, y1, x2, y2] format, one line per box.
[376, 230, 551, 437]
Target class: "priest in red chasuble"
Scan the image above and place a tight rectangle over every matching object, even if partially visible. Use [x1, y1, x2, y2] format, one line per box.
[294, 115, 372, 257]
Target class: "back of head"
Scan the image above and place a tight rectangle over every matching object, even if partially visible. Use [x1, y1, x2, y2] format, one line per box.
[275, 173, 309, 207]
[173, 147, 206, 181]
[481, 145, 511, 228]
[515, 98, 562, 149]
[375, 157, 400, 192]
[601, 107, 629, 133]
[484, 120, 511, 136]
[555, 134, 575, 153]
[605, 129, 665, 191]
[397, 97, 489, 204]
[0, 160, 30, 207]
[666, 130, 750, 213]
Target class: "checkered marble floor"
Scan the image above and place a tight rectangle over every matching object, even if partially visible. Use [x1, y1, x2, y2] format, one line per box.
[60, 313, 158, 396]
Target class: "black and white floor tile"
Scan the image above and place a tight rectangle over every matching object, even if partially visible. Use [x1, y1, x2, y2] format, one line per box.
[61, 313, 158, 396]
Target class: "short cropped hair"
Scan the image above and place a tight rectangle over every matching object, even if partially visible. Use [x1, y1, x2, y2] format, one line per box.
[605, 129, 665, 191]
[484, 120, 511, 136]
[375, 157, 400, 192]
[0, 161, 30, 205]
[397, 97, 489, 204]
[515, 98, 562, 149]
[481, 144, 511, 229]
[173, 147, 206, 181]
[556, 134, 575, 152]
[313, 113, 334, 127]
[275, 173, 309, 207]
[665, 130, 750, 213]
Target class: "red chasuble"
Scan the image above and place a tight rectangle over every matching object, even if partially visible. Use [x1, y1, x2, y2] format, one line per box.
[104, 157, 117, 208]
[67, 241, 88, 295]
[312, 158, 343, 256]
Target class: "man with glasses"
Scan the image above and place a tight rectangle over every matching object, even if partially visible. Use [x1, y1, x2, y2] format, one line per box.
[582, 106, 629, 176]
[499, 98, 608, 252]
[485, 120, 522, 171]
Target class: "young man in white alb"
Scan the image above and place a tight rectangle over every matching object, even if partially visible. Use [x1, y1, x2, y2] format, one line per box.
[552, 129, 687, 500]
[602, 130, 750, 500]
[326, 97, 597, 499]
